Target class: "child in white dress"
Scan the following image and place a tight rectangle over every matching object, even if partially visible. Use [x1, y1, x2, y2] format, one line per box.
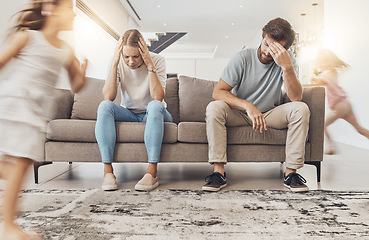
[0, 0, 87, 239]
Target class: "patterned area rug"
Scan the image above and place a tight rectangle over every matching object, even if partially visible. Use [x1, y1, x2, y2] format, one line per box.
[4, 189, 369, 239]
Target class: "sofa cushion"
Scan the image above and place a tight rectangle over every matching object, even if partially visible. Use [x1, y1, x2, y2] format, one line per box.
[164, 77, 179, 124]
[52, 89, 74, 119]
[179, 75, 217, 122]
[71, 77, 121, 120]
[47, 119, 178, 143]
[178, 122, 289, 144]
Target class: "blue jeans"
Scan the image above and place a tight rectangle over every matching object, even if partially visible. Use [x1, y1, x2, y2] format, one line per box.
[95, 100, 173, 163]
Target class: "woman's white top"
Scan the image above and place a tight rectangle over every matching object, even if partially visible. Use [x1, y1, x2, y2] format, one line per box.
[116, 52, 166, 113]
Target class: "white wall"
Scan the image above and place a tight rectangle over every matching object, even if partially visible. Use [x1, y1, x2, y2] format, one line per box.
[71, 10, 118, 82]
[166, 58, 229, 81]
[324, 0, 369, 150]
[62, 0, 129, 87]
[0, 1, 28, 80]
[83, 0, 129, 34]
[0, 1, 28, 44]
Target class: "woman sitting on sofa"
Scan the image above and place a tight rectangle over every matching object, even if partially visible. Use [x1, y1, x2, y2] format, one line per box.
[95, 29, 172, 191]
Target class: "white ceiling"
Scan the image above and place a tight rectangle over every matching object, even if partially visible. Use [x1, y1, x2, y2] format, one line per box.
[118, 0, 324, 58]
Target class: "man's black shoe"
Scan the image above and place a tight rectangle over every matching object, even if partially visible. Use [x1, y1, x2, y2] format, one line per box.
[202, 172, 227, 192]
[284, 172, 309, 192]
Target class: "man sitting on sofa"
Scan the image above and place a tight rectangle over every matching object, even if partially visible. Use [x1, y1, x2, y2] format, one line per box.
[203, 17, 310, 192]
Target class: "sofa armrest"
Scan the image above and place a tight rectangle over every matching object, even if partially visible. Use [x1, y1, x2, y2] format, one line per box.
[283, 86, 325, 161]
[51, 89, 74, 119]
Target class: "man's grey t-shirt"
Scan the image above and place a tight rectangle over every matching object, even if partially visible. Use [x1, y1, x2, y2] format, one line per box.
[220, 48, 298, 113]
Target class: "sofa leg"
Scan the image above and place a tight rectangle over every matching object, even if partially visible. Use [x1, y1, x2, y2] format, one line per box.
[33, 161, 53, 184]
[305, 161, 321, 182]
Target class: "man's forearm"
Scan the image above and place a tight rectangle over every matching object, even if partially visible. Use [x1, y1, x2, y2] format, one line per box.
[213, 89, 250, 111]
[283, 66, 302, 101]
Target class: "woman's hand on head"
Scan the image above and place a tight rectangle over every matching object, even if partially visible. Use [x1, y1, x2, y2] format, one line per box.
[138, 37, 154, 69]
[113, 36, 124, 63]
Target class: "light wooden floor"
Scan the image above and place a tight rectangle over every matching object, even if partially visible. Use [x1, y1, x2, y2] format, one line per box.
[1, 142, 369, 191]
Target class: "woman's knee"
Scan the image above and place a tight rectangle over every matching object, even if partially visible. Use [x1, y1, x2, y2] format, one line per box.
[97, 100, 115, 114]
[147, 100, 165, 114]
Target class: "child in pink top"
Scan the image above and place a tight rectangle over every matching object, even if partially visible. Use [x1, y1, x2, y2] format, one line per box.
[318, 70, 347, 109]
[310, 49, 369, 154]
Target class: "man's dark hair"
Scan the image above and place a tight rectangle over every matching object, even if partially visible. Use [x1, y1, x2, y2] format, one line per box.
[262, 17, 295, 50]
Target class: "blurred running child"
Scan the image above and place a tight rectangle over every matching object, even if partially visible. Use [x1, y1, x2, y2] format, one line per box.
[310, 49, 369, 154]
[0, 0, 87, 239]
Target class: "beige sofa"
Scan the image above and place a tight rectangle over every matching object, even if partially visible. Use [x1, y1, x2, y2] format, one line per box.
[34, 75, 325, 184]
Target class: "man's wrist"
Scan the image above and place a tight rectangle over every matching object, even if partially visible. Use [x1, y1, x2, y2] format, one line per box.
[282, 64, 294, 72]
[244, 101, 253, 112]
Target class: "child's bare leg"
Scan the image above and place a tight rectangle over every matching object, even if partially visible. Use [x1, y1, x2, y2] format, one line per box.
[324, 110, 340, 154]
[324, 128, 335, 155]
[0, 158, 15, 180]
[1, 156, 34, 240]
[342, 103, 369, 139]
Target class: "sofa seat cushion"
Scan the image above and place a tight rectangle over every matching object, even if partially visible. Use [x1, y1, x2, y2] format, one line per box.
[178, 122, 290, 145]
[47, 119, 178, 143]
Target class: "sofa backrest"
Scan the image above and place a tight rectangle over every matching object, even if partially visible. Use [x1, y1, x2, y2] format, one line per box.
[70, 77, 181, 123]
[179, 75, 217, 122]
[71, 77, 121, 120]
[165, 77, 180, 123]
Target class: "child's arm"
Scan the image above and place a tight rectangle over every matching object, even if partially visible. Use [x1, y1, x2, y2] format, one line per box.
[303, 83, 320, 87]
[311, 77, 327, 85]
[0, 31, 29, 70]
[67, 55, 88, 93]
[304, 75, 329, 87]
[303, 77, 327, 87]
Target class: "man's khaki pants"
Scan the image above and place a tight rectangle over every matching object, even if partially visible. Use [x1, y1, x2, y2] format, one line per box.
[205, 101, 310, 170]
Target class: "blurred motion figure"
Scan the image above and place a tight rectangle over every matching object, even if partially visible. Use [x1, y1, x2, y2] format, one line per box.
[0, 0, 87, 239]
[310, 49, 369, 154]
